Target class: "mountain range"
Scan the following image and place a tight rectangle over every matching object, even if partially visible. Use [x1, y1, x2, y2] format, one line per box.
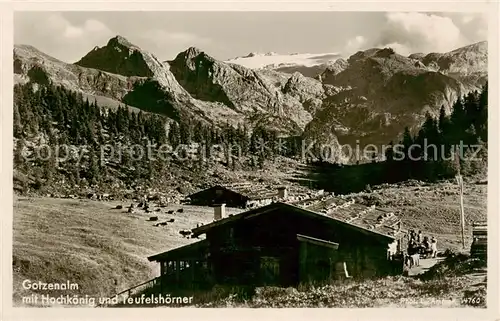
[14, 35, 487, 154]
[225, 51, 343, 78]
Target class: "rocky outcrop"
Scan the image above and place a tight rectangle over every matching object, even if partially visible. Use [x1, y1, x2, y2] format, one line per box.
[15, 42, 207, 123]
[419, 41, 488, 86]
[274, 64, 329, 78]
[304, 42, 488, 153]
[14, 44, 133, 100]
[168, 47, 315, 130]
[282, 72, 325, 115]
[168, 47, 236, 108]
[318, 58, 349, 82]
[420, 41, 487, 74]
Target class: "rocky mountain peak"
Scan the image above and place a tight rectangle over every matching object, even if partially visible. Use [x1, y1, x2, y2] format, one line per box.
[107, 35, 136, 48]
[304, 41, 487, 151]
[188, 47, 216, 62]
[172, 47, 206, 62]
[419, 41, 487, 81]
[168, 47, 314, 129]
[322, 58, 349, 77]
[373, 47, 396, 58]
[184, 47, 202, 59]
[170, 47, 217, 72]
[75, 36, 154, 77]
[347, 48, 382, 64]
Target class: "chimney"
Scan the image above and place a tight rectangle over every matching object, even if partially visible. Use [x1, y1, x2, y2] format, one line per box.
[214, 203, 226, 221]
[277, 186, 288, 199]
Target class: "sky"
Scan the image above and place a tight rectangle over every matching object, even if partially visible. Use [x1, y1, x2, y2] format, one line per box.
[14, 11, 488, 63]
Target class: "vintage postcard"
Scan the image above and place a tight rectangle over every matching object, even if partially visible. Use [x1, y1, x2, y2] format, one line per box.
[1, 1, 499, 320]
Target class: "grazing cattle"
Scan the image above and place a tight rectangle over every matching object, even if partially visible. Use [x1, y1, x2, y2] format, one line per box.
[145, 209, 152, 213]
[159, 222, 168, 226]
[149, 216, 158, 221]
[168, 218, 175, 223]
[138, 202, 144, 208]
[155, 208, 161, 212]
[177, 208, 184, 213]
[167, 210, 174, 214]
[179, 230, 192, 238]
[115, 205, 123, 209]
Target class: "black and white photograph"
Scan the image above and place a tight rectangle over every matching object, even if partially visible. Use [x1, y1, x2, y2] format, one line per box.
[4, 4, 497, 314]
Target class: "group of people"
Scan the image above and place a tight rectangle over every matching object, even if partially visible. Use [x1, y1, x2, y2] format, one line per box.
[407, 229, 438, 259]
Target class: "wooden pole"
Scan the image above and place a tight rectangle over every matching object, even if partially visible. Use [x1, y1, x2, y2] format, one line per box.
[455, 148, 466, 249]
[459, 175, 466, 249]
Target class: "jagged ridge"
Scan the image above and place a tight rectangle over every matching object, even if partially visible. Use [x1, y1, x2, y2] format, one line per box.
[304, 42, 487, 152]
[13, 37, 487, 150]
[14, 37, 327, 136]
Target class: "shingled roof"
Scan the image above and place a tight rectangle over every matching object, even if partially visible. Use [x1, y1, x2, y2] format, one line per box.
[296, 195, 403, 237]
[221, 182, 278, 200]
[189, 182, 316, 201]
[192, 195, 405, 241]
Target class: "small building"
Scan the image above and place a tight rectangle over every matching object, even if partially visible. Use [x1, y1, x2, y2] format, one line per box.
[471, 221, 487, 259]
[148, 197, 406, 289]
[186, 183, 292, 208]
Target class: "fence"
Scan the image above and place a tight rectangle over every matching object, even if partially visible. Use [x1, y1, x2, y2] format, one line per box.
[96, 276, 163, 307]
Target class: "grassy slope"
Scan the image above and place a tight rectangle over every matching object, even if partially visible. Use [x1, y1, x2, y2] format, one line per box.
[12, 196, 242, 306]
[347, 180, 487, 251]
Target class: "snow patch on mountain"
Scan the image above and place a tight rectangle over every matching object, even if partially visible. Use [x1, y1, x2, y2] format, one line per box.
[226, 52, 343, 69]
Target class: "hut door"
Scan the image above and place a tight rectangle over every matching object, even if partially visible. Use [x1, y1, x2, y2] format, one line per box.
[260, 256, 280, 285]
[298, 239, 339, 284]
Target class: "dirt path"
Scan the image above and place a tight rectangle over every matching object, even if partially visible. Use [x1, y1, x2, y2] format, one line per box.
[408, 257, 445, 276]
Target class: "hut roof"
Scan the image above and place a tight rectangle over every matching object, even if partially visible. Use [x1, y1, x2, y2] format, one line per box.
[296, 195, 404, 238]
[189, 182, 315, 201]
[192, 199, 405, 241]
[148, 240, 209, 262]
